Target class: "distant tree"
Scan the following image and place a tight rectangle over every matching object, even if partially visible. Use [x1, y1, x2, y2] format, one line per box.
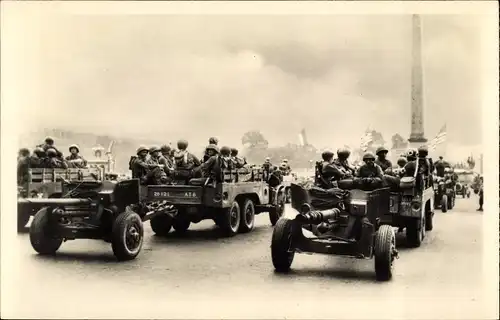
[241, 130, 269, 148]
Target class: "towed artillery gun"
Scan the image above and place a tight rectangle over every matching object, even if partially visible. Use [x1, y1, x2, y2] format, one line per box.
[144, 166, 286, 237]
[23, 167, 148, 261]
[17, 154, 115, 232]
[271, 182, 398, 281]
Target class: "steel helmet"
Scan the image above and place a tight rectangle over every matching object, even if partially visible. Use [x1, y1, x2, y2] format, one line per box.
[375, 146, 388, 156]
[417, 145, 429, 157]
[33, 147, 45, 156]
[209, 137, 219, 145]
[220, 146, 231, 156]
[68, 144, 80, 153]
[363, 152, 376, 161]
[265, 157, 271, 162]
[406, 149, 417, 159]
[397, 157, 408, 167]
[44, 136, 54, 144]
[230, 148, 238, 156]
[46, 148, 58, 157]
[136, 146, 149, 155]
[322, 150, 334, 161]
[280, 163, 287, 169]
[149, 146, 161, 153]
[205, 144, 219, 153]
[160, 144, 171, 153]
[177, 139, 189, 150]
[283, 159, 289, 163]
[19, 148, 30, 156]
[337, 148, 350, 158]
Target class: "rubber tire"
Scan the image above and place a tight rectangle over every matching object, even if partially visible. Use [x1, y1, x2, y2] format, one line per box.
[449, 196, 455, 209]
[441, 195, 448, 213]
[150, 214, 172, 236]
[111, 211, 144, 261]
[239, 199, 255, 233]
[173, 217, 191, 234]
[271, 218, 295, 272]
[219, 201, 241, 237]
[374, 225, 396, 281]
[269, 192, 285, 227]
[406, 218, 423, 248]
[29, 207, 63, 255]
[425, 212, 434, 231]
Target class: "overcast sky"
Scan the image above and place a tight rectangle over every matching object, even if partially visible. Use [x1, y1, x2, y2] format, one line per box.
[4, 12, 485, 156]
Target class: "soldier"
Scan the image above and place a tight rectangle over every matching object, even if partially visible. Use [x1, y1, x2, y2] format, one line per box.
[203, 137, 219, 162]
[29, 147, 47, 168]
[230, 148, 246, 169]
[401, 149, 418, 177]
[477, 176, 483, 211]
[45, 148, 68, 169]
[131, 146, 165, 184]
[219, 146, 234, 171]
[356, 153, 384, 179]
[434, 156, 448, 177]
[159, 145, 175, 172]
[65, 144, 88, 168]
[149, 146, 162, 164]
[38, 136, 63, 158]
[396, 157, 407, 169]
[333, 148, 356, 178]
[200, 144, 223, 184]
[375, 146, 393, 173]
[315, 150, 337, 188]
[282, 159, 291, 173]
[173, 139, 201, 170]
[17, 148, 31, 185]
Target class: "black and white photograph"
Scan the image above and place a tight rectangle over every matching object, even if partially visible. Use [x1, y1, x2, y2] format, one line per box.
[1, 1, 498, 319]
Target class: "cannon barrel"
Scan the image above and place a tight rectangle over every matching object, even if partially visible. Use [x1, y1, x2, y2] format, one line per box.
[18, 198, 93, 206]
[295, 208, 340, 224]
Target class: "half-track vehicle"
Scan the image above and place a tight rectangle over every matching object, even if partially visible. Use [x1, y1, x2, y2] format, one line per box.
[24, 167, 148, 261]
[144, 167, 286, 237]
[271, 181, 399, 281]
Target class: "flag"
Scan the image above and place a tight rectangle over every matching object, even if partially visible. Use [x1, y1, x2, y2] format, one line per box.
[360, 129, 373, 152]
[428, 124, 447, 151]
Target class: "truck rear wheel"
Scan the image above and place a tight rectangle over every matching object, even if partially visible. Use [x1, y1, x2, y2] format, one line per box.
[173, 217, 191, 233]
[406, 217, 424, 248]
[239, 199, 255, 233]
[374, 225, 396, 281]
[29, 207, 63, 255]
[218, 201, 241, 237]
[441, 195, 448, 213]
[269, 192, 285, 226]
[271, 218, 295, 272]
[112, 211, 144, 261]
[150, 215, 172, 236]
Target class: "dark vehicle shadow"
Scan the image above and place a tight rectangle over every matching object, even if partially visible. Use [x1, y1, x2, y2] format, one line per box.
[32, 251, 119, 264]
[273, 267, 379, 283]
[150, 224, 269, 245]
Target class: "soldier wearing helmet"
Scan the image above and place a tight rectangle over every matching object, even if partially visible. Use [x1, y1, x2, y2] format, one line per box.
[200, 144, 227, 185]
[434, 156, 450, 177]
[416, 145, 434, 186]
[65, 144, 88, 168]
[375, 146, 393, 173]
[203, 137, 220, 162]
[173, 139, 201, 170]
[17, 148, 31, 185]
[356, 152, 383, 179]
[230, 147, 246, 169]
[159, 145, 174, 172]
[314, 150, 337, 188]
[45, 148, 68, 169]
[332, 148, 355, 179]
[130, 146, 166, 184]
[37, 136, 63, 158]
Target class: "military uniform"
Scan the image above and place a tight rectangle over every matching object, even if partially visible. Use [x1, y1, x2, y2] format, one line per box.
[375, 159, 392, 172]
[356, 163, 384, 178]
[66, 154, 88, 168]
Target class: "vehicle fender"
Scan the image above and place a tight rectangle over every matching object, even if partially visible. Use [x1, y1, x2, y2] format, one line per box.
[283, 204, 299, 220]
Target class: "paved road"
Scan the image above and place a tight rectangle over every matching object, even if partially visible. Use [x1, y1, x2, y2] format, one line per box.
[3, 196, 491, 319]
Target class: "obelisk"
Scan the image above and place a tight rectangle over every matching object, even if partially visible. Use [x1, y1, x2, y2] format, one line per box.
[408, 14, 428, 148]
